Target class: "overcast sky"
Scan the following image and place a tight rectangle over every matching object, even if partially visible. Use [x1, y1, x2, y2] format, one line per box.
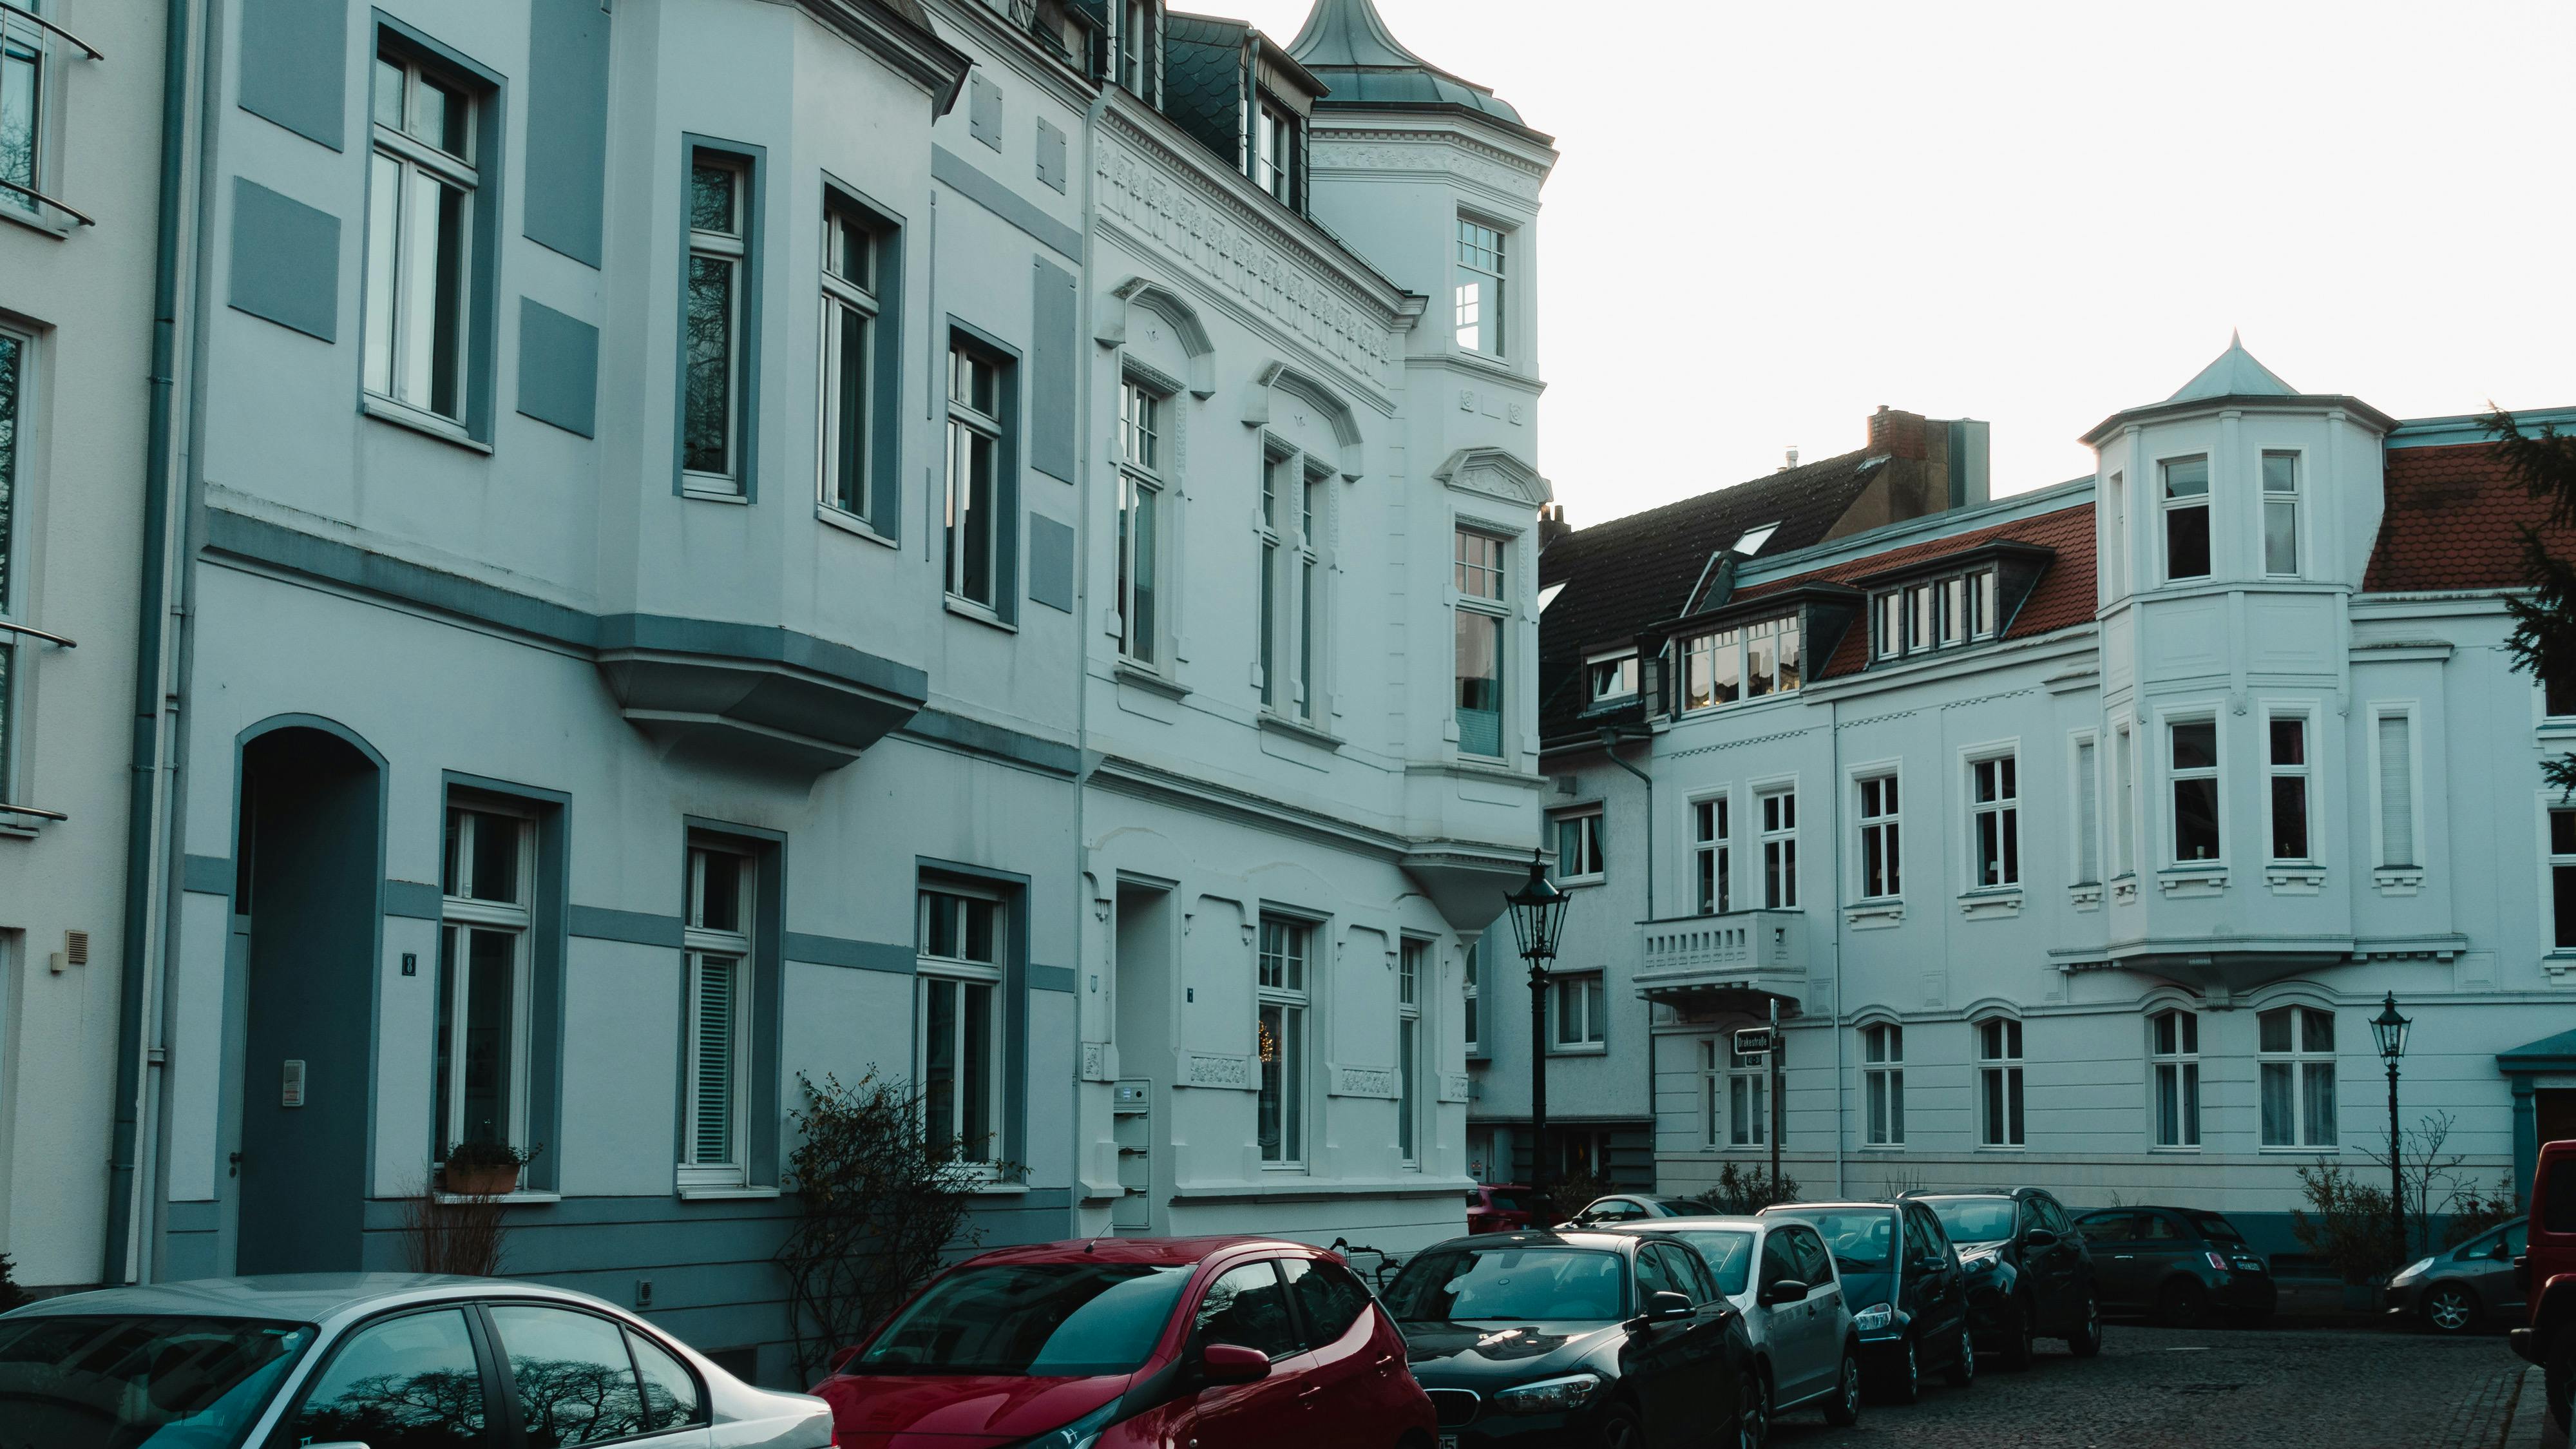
[1234, 0, 2576, 524]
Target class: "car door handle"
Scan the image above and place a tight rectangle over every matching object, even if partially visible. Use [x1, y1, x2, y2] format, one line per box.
[1373, 1352, 1398, 1377]
[2114, 1254, 2135, 1260]
[1295, 1385, 1327, 1407]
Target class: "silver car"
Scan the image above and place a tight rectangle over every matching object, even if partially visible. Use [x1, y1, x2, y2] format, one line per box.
[1614, 1215, 1861, 1441]
[0, 1272, 832, 1448]
[2386, 1219, 2530, 1334]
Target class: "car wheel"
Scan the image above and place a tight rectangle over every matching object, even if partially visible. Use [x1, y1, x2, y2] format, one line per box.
[1996, 1294, 2035, 1370]
[1596, 1401, 1648, 1449]
[1945, 1322, 1976, 1388]
[1822, 1345, 1862, 1427]
[1874, 1334, 1922, 1405]
[2548, 1329, 2576, 1435]
[2422, 1283, 2479, 1335]
[1739, 1367, 1771, 1449]
[2066, 1293, 2104, 1358]
[2156, 1278, 2209, 1329]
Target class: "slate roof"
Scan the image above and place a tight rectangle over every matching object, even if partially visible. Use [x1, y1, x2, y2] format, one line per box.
[1286, 0, 1548, 142]
[1162, 14, 1250, 168]
[2364, 439, 2573, 593]
[2166, 332, 2296, 403]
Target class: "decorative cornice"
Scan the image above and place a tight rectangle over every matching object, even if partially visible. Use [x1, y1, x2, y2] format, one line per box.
[1433, 446, 1551, 508]
[799, 0, 977, 115]
[1308, 128, 1549, 202]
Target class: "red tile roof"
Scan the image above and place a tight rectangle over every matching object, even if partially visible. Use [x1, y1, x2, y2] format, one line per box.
[2365, 441, 2571, 593]
[1730, 502, 2099, 678]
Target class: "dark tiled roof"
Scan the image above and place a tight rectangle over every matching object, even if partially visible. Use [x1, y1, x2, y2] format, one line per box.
[1536, 449, 1890, 737]
[1730, 503, 2099, 679]
[2365, 440, 2572, 593]
[1286, 0, 1546, 141]
[1161, 15, 1248, 169]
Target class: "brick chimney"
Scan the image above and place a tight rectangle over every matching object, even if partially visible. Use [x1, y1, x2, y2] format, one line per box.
[1536, 502, 1574, 551]
[1867, 405, 1930, 461]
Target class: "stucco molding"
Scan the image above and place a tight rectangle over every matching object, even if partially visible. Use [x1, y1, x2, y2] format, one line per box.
[1178, 1052, 1256, 1091]
[1327, 1063, 1400, 1099]
[1098, 276, 1218, 398]
[1431, 446, 1552, 508]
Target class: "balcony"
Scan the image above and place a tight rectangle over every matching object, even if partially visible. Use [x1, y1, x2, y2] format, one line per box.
[1634, 910, 1809, 1019]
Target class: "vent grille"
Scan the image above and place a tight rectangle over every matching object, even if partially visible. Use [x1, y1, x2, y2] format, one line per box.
[65, 930, 90, 966]
[1427, 1389, 1481, 1428]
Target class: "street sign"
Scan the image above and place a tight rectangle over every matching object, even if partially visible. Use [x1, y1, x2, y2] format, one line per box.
[1732, 1026, 1773, 1058]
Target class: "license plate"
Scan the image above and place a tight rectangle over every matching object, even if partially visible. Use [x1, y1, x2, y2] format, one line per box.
[1439, 1437, 1460, 1449]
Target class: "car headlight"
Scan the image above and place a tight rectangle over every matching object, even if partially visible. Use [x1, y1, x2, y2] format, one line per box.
[1960, 1246, 2001, 1271]
[1009, 1398, 1122, 1449]
[2390, 1257, 2435, 1286]
[1493, 1372, 1606, 1415]
[1853, 1303, 1894, 1332]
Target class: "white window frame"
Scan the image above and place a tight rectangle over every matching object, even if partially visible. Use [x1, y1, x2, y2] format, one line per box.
[1252, 95, 1296, 203]
[1691, 792, 1731, 915]
[1398, 937, 1427, 1169]
[0, 2, 66, 225]
[1116, 376, 1167, 664]
[1549, 970, 1606, 1054]
[2548, 801, 2576, 954]
[1871, 568, 1996, 662]
[1727, 1035, 1768, 1149]
[1552, 805, 1605, 885]
[1452, 525, 1508, 758]
[917, 883, 1007, 1171]
[2166, 715, 2223, 867]
[2113, 724, 2137, 879]
[2257, 1004, 2338, 1150]
[681, 150, 750, 494]
[2369, 704, 2422, 872]
[681, 841, 757, 1188]
[2150, 1007, 2200, 1149]
[1116, 0, 1159, 103]
[364, 44, 481, 430]
[2072, 733, 2102, 887]
[1757, 785, 1797, 909]
[1967, 751, 2019, 890]
[2264, 708, 2314, 865]
[1461, 934, 1482, 1059]
[1453, 213, 1506, 358]
[1856, 771, 1902, 901]
[1862, 1022, 1905, 1147]
[1588, 649, 1639, 704]
[436, 804, 537, 1164]
[1680, 615, 1802, 712]
[2161, 454, 2211, 583]
[1976, 1016, 2024, 1149]
[944, 338, 1006, 611]
[2261, 450, 2300, 577]
[2105, 470, 2127, 598]
[817, 194, 881, 523]
[1256, 913, 1312, 1168]
[1699, 1039, 1721, 1150]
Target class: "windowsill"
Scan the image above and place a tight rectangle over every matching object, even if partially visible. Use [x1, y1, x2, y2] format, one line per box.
[2372, 867, 2426, 896]
[1114, 660, 1188, 699]
[2267, 864, 2329, 895]
[944, 596, 1017, 633]
[2259, 1145, 2338, 1155]
[363, 396, 495, 455]
[1858, 1144, 1907, 1153]
[1974, 1145, 2027, 1153]
[0, 200, 75, 241]
[2148, 1146, 2205, 1155]
[681, 481, 750, 504]
[1546, 1044, 1608, 1057]
[816, 503, 900, 548]
[1958, 888, 2023, 920]
[435, 1190, 561, 1205]
[1257, 711, 1342, 751]
[1845, 899, 1905, 929]
[2068, 883, 2104, 910]
[2157, 866, 2228, 897]
[1446, 349, 1528, 385]
[968, 1180, 1032, 1197]
[675, 1184, 781, 1200]
[1557, 874, 1607, 890]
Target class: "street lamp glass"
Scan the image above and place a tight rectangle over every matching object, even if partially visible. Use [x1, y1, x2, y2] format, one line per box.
[1503, 850, 1570, 964]
[2370, 992, 2411, 1062]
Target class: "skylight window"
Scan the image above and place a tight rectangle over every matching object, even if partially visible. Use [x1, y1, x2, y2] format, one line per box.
[1732, 523, 1780, 555]
[1537, 582, 1565, 612]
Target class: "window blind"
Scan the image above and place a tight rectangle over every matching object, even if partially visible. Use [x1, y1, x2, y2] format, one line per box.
[692, 955, 737, 1164]
[2378, 715, 2415, 868]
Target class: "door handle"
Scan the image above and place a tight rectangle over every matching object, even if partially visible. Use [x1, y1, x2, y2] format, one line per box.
[2114, 1254, 2135, 1260]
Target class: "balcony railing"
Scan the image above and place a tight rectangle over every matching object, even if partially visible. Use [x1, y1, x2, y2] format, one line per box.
[1634, 909, 1809, 1013]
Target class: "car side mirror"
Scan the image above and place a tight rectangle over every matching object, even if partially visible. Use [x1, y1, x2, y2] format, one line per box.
[1758, 1278, 1810, 1307]
[826, 1345, 861, 1375]
[1641, 1290, 1695, 1323]
[2024, 1228, 2059, 1248]
[1201, 1343, 1270, 1384]
[2493, 1241, 2514, 1261]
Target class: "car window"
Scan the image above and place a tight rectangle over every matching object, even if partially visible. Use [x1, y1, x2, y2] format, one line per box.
[490, 1305, 656, 1447]
[0, 1314, 314, 1449]
[1759, 1233, 1798, 1289]
[1925, 1197, 2016, 1245]
[2550, 1160, 2576, 1234]
[2506, 1221, 2530, 1256]
[2075, 1211, 2133, 1243]
[857, 1263, 1194, 1377]
[284, 1307, 493, 1448]
[2141, 1214, 2182, 1241]
[1281, 1259, 1373, 1347]
[1587, 1198, 1642, 1222]
[1466, 1190, 1485, 1207]
[1902, 1208, 1939, 1267]
[625, 1330, 705, 1430]
[2184, 1212, 2245, 1244]
[1658, 1243, 1719, 1303]
[1384, 1246, 1628, 1323]
[1789, 1228, 1837, 1287]
[1196, 1262, 1303, 1361]
[1675, 1231, 1754, 1296]
[1634, 1244, 1679, 1301]
[2036, 1197, 2074, 1236]
[1802, 1211, 1898, 1274]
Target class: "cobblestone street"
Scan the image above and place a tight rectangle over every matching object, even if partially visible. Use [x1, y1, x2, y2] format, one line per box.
[1768, 1327, 2530, 1449]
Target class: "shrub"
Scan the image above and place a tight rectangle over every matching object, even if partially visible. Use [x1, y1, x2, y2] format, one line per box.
[1704, 1162, 1801, 1214]
[399, 1189, 508, 1277]
[2443, 1173, 2522, 1248]
[0, 1254, 27, 1312]
[2291, 1158, 2397, 1283]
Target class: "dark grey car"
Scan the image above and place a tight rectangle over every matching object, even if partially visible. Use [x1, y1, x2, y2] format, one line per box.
[2385, 1220, 2530, 1334]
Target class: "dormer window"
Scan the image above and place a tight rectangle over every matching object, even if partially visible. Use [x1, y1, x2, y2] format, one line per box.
[1872, 567, 1997, 663]
[1116, 0, 1159, 103]
[1588, 652, 1639, 704]
[1732, 523, 1780, 555]
[1254, 97, 1299, 204]
[1679, 615, 1802, 713]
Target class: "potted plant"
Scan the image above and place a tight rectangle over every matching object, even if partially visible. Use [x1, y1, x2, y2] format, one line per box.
[441, 1139, 542, 1198]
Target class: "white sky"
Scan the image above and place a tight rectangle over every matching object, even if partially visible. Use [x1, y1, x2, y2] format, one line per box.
[1232, 0, 2576, 524]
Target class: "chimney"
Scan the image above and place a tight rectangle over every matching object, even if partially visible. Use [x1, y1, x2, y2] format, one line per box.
[1536, 502, 1574, 550]
[1867, 405, 1930, 461]
[1946, 418, 1991, 510]
[1779, 447, 1799, 472]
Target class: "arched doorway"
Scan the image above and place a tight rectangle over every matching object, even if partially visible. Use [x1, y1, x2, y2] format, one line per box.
[233, 722, 383, 1274]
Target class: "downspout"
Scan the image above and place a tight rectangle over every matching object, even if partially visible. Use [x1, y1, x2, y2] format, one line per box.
[1829, 696, 1845, 1198]
[105, 0, 198, 1285]
[1599, 726, 1653, 1182]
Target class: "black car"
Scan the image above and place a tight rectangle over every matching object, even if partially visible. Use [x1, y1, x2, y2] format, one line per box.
[1560, 1195, 1717, 1229]
[1384, 1229, 1755, 1449]
[1909, 1189, 2104, 1367]
[1759, 1200, 1974, 1404]
[2072, 1205, 2276, 1327]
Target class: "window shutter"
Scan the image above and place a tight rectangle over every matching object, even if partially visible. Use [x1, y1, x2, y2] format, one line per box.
[2377, 715, 2414, 868]
[2076, 740, 2100, 884]
[692, 957, 737, 1164]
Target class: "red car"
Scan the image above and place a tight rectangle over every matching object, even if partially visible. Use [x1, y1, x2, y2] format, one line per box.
[814, 1234, 1439, 1449]
[1467, 1183, 1546, 1235]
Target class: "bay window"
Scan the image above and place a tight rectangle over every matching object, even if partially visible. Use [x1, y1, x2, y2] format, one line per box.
[2262, 451, 2300, 576]
[1455, 216, 1506, 357]
[2162, 456, 2210, 581]
[682, 151, 752, 491]
[2170, 719, 2220, 863]
[1454, 528, 1506, 756]
[1681, 615, 1800, 711]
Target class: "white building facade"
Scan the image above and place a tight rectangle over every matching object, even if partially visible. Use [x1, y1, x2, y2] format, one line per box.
[1529, 345, 2576, 1265]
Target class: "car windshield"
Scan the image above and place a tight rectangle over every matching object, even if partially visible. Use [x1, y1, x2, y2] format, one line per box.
[1383, 1247, 1628, 1323]
[1485, 1190, 1530, 1213]
[853, 1263, 1192, 1377]
[1927, 1198, 2018, 1244]
[1672, 1231, 1755, 1296]
[2186, 1213, 2246, 1244]
[1795, 1212, 1898, 1275]
[0, 1314, 315, 1449]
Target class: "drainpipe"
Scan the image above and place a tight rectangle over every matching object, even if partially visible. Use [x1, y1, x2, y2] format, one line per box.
[104, 0, 198, 1285]
[1598, 726, 1653, 1182]
[1829, 696, 1845, 1198]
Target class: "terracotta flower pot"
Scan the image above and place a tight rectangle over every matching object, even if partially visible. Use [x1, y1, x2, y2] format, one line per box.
[446, 1162, 521, 1197]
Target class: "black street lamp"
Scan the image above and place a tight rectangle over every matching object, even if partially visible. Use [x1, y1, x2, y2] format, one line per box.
[1502, 849, 1570, 1208]
[2371, 992, 2413, 1263]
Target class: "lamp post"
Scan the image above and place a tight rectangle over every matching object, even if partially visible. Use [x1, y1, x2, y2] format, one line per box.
[1503, 849, 1570, 1210]
[2371, 992, 2413, 1265]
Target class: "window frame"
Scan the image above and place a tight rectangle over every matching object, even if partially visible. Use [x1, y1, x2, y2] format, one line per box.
[1256, 912, 1314, 1169]
[1587, 649, 1639, 705]
[678, 139, 763, 498]
[817, 184, 902, 533]
[2166, 715, 2223, 867]
[1251, 92, 1300, 206]
[1116, 374, 1169, 664]
[1398, 937, 1428, 1169]
[681, 841, 758, 1188]
[2548, 800, 2576, 952]
[435, 803, 538, 1166]
[1552, 805, 1606, 885]
[1861, 1022, 1905, 1147]
[942, 329, 1019, 619]
[1690, 792, 1732, 915]
[1869, 568, 1995, 664]
[1549, 969, 1607, 1054]
[1757, 785, 1797, 909]
[2161, 455, 2211, 583]
[362, 32, 498, 442]
[1855, 771, 1902, 901]
[1967, 751, 2020, 892]
[1726, 1034, 1768, 1149]
[1116, 0, 1160, 104]
[0, 2, 67, 227]
[1452, 525, 1509, 759]
[1461, 933, 1483, 1060]
[2369, 704, 2422, 872]
[2256, 1004, 2339, 1150]
[1679, 614, 1802, 712]
[2072, 732, 2102, 887]
[915, 883, 1008, 1171]
[2261, 450, 2301, 577]
[2113, 724, 2137, 879]
[2149, 1007, 2201, 1150]
[1976, 1016, 2025, 1149]
[2264, 708, 2314, 865]
[1453, 213, 1507, 359]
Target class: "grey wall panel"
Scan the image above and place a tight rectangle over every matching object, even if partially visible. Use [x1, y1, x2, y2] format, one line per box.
[228, 180, 341, 342]
[930, 146, 1082, 260]
[568, 905, 683, 948]
[237, 0, 348, 149]
[969, 75, 1002, 150]
[383, 880, 442, 919]
[1027, 513, 1074, 615]
[517, 298, 600, 437]
[1030, 259, 1077, 482]
[1036, 118, 1065, 193]
[524, 0, 612, 267]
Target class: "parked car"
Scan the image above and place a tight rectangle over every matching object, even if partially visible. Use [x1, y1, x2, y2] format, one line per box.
[1559, 1194, 1715, 1228]
[1909, 1189, 2104, 1367]
[1382, 1228, 1754, 1448]
[2508, 1136, 2576, 1433]
[2070, 1205, 2276, 1327]
[1759, 1200, 1974, 1404]
[2386, 1218, 2528, 1333]
[0, 1271, 824, 1448]
[1608, 1215, 1861, 1442]
[1469, 1183, 1550, 1236]
[812, 1235, 1435, 1449]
